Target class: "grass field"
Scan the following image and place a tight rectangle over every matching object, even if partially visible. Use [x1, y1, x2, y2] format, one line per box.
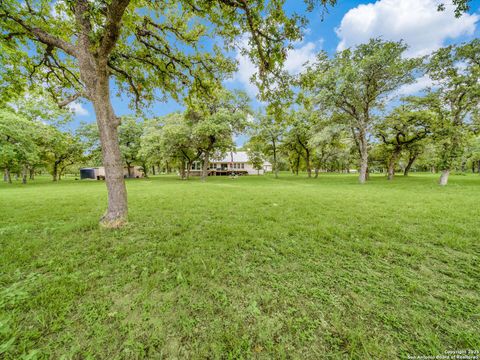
[0, 173, 479, 359]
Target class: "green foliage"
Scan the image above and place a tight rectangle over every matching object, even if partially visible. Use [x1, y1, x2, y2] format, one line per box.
[245, 141, 265, 173]
[39, 126, 85, 180]
[76, 122, 103, 166]
[0, 110, 39, 175]
[187, 89, 251, 161]
[0, 0, 336, 107]
[140, 113, 199, 175]
[118, 116, 145, 169]
[423, 39, 480, 171]
[437, 0, 472, 17]
[301, 39, 422, 181]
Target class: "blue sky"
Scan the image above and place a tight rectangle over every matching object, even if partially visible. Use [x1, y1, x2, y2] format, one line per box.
[69, 0, 480, 135]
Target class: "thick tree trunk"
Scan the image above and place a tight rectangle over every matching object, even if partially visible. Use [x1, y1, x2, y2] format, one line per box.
[29, 168, 35, 180]
[5, 168, 11, 183]
[404, 154, 418, 176]
[91, 79, 128, 227]
[180, 159, 186, 180]
[439, 169, 450, 186]
[141, 163, 148, 178]
[52, 163, 59, 181]
[356, 128, 369, 184]
[314, 168, 319, 178]
[126, 163, 132, 178]
[22, 166, 27, 184]
[387, 160, 395, 181]
[387, 149, 401, 181]
[478, 160, 480, 174]
[201, 151, 210, 182]
[152, 166, 156, 175]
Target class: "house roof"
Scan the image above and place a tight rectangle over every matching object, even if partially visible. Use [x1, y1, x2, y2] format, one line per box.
[212, 151, 271, 165]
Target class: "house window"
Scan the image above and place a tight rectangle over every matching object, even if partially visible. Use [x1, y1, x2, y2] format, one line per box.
[241, 163, 245, 169]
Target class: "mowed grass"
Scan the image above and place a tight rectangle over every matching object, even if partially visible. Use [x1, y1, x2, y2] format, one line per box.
[0, 173, 479, 359]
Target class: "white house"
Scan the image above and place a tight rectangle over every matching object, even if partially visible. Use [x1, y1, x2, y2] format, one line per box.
[189, 151, 272, 176]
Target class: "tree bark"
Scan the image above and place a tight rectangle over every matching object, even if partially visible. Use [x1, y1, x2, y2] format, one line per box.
[439, 169, 450, 186]
[152, 166, 156, 175]
[314, 168, 319, 178]
[91, 74, 128, 227]
[52, 162, 59, 181]
[5, 168, 12, 183]
[29, 168, 35, 180]
[358, 132, 368, 184]
[387, 148, 401, 181]
[404, 154, 418, 176]
[141, 162, 148, 178]
[201, 150, 210, 182]
[126, 163, 132, 178]
[179, 159, 186, 180]
[22, 166, 27, 184]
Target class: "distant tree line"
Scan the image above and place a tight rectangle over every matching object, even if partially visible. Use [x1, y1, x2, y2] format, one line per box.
[2, 39, 479, 186]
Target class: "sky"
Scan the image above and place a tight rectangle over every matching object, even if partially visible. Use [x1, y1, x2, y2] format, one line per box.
[68, 0, 480, 140]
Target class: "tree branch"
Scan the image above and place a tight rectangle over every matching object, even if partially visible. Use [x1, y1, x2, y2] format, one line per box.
[58, 92, 83, 107]
[1, 9, 77, 57]
[99, 0, 131, 58]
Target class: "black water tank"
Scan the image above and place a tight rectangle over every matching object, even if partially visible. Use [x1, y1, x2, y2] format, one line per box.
[80, 168, 95, 179]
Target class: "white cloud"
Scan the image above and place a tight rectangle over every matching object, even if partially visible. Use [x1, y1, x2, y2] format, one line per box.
[233, 37, 322, 97]
[284, 40, 322, 74]
[336, 0, 478, 57]
[67, 101, 89, 116]
[392, 75, 435, 99]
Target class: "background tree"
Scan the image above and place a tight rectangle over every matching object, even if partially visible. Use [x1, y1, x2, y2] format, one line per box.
[376, 105, 434, 180]
[76, 122, 103, 166]
[40, 127, 85, 181]
[425, 39, 480, 185]
[246, 142, 265, 175]
[302, 39, 421, 183]
[249, 110, 285, 178]
[464, 136, 480, 174]
[402, 142, 427, 176]
[118, 117, 144, 178]
[138, 118, 168, 177]
[188, 89, 250, 181]
[0, 110, 39, 183]
[309, 121, 352, 176]
[145, 113, 201, 180]
[288, 110, 315, 177]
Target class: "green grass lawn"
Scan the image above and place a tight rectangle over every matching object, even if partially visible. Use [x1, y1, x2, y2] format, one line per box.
[1, 173, 479, 359]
